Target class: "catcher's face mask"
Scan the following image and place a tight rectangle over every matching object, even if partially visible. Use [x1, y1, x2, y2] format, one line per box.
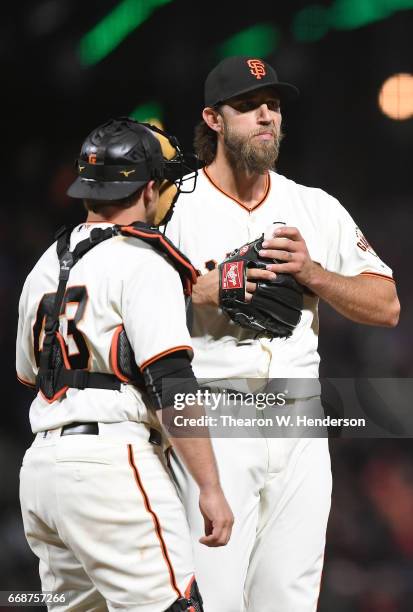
[67, 117, 199, 226]
[142, 122, 199, 226]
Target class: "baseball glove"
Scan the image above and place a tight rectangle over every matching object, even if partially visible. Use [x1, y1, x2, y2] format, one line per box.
[218, 235, 304, 338]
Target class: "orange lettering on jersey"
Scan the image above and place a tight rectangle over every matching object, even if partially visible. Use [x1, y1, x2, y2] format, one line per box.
[247, 59, 266, 80]
[222, 262, 244, 289]
[88, 153, 97, 164]
[355, 227, 377, 256]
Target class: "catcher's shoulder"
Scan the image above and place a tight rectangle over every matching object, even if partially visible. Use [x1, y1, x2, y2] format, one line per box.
[120, 233, 175, 263]
[83, 232, 180, 281]
[112, 235, 185, 288]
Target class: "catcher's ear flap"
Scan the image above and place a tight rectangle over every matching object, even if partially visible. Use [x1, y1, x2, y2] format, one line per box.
[154, 180, 178, 226]
[152, 130, 177, 161]
[150, 129, 179, 225]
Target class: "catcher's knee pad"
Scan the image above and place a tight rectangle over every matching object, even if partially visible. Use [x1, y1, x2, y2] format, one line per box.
[165, 578, 203, 611]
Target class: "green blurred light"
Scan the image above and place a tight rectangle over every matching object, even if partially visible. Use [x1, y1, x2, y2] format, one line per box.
[292, 5, 330, 42]
[292, 0, 413, 42]
[216, 24, 279, 59]
[130, 102, 163, 123]
[392, 0, 413, 8]
[79, 0, 172, 66]
[329, 0, 390, 30]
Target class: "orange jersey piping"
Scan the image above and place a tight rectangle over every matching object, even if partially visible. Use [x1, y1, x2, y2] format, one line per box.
[127, 444, 182, 600]
[120, 226, 198, 287]
[359, 271, 395, 283]
[140, 345, 192, 371]
[203, 167, 270, 213]
[17, 374, 36, 389]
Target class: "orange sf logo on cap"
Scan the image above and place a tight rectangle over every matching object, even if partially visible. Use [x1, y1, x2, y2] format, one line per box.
[88, 153, 97, 164]
[247, 59, 266, 80]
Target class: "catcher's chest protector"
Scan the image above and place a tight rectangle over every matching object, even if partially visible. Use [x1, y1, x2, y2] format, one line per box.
[36, 223, 197, 402]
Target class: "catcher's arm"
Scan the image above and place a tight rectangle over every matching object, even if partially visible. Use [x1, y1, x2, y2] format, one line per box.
[192, 267, 276, 306]
[261, 226, 399, 327]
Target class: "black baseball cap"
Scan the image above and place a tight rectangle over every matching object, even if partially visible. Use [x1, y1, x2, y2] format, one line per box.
[204, 56, 299, 107]
[67, 118, 163, 201]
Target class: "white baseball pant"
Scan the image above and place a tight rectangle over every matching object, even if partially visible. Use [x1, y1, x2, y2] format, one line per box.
[20, 421, 196, 612]
[170, 398, 332, 612]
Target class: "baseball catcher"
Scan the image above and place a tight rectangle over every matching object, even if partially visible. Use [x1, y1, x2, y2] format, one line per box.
[17, 116, 233, 612]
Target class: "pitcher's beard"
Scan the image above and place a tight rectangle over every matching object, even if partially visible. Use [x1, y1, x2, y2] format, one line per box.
[223, 125, 283, 174]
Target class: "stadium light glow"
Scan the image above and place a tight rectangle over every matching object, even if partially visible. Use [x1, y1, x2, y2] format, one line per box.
[129, 102, 164, 124]
[379, 73, 413, 120]
[330, 0, 391, 30]
[292, 0, 413, 42]
[216, 24, 280, 59]
[292, 5, 330, 42]
[79, 0, 172, 66]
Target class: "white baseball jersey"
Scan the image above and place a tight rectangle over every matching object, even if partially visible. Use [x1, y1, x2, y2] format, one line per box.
[165, 167, 393, 611]
[17, 222, 199, 610]
[166, 168, 393, 383]
[16, 222, 193, 433]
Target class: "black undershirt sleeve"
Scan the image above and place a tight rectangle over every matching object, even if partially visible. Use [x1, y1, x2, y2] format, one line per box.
[142, 350, 200, 410]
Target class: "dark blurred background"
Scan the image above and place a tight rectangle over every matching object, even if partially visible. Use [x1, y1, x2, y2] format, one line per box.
[2, 1, 412, 610]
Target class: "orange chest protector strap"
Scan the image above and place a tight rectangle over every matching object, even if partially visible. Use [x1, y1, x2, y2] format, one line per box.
[36, 223, 197, 402]
[118, 222, 198, 296]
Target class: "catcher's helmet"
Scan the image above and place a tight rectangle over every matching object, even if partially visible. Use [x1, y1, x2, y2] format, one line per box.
[67, 117, 199, 225]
